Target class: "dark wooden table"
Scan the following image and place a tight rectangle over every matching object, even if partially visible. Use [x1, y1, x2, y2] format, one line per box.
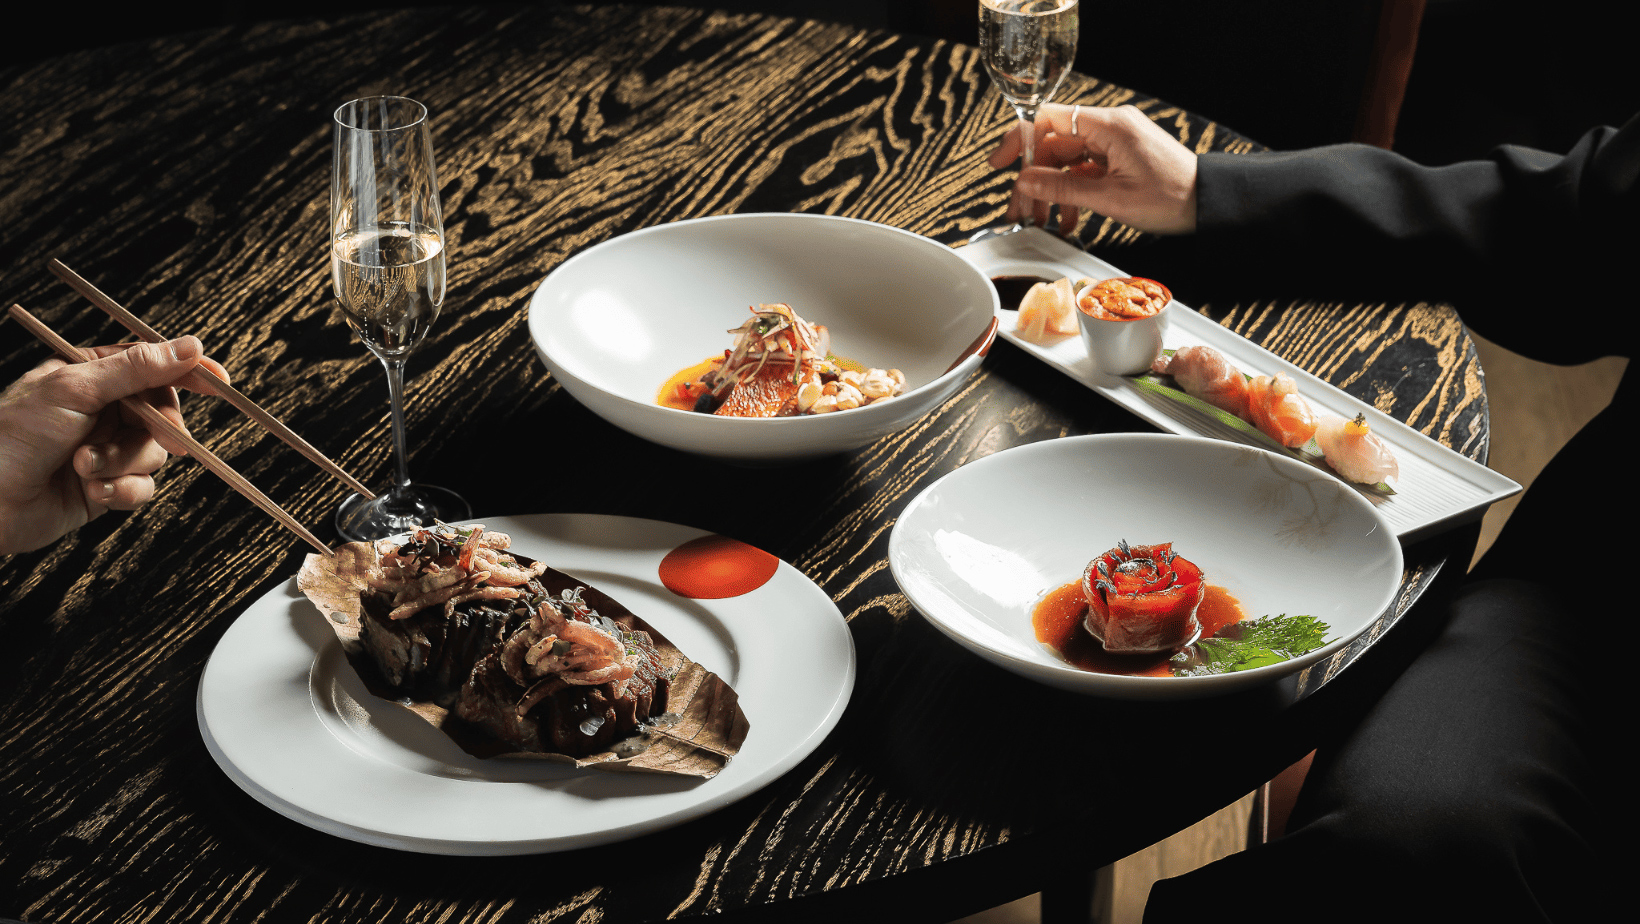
[1, 5, 1488, 923]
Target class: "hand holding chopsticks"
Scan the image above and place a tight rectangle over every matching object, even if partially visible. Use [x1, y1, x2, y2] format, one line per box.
[48, 259, 375, 500]
[5, 303, 335, 557]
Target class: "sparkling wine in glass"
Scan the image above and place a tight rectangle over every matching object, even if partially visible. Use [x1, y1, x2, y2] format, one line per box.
[980, 0, 1080, 226]
[331, 95, 470, 541]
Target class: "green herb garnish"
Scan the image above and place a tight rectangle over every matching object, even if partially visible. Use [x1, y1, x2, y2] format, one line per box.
[1169, 614, 1331, 677]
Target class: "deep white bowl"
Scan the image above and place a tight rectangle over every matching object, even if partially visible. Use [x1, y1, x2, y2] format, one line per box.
[888, 433, 1404, 699]
[527, 213, 998, 462]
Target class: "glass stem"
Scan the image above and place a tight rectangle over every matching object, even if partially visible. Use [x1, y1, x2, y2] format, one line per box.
[379, 354, 416, 512]
[1019, 108, 1037, 170]
[1016, 105, 1038, 226]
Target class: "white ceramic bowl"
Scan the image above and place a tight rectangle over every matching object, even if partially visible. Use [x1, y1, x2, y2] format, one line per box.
[527, 214, 998, 462]
[888, 433, 1404, 699]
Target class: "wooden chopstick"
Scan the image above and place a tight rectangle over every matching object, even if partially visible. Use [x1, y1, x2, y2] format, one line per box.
[46, 259, 376, 500]
[7, 304, 334, 557]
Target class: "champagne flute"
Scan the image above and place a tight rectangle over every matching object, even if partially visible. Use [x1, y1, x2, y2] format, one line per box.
[330, 95, 470, 541]
[979, 0, 1080, 229]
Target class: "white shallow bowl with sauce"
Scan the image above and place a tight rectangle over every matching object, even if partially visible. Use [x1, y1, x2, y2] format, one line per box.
[888, 433, 1404, 699]
[527, 213, 998, 462]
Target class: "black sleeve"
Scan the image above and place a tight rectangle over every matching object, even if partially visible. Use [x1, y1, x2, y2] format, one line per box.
[1174, 115, 1640, 364]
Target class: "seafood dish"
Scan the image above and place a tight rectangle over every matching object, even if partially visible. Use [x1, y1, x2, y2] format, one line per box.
[299, 524, 747, 771]
[1012, 275, 1172, 344]
[1082, 541, 1205, 653]
[1314, 412, 1399, 486]
[1151, 344, 1399, 490]
[1034, 539, 1330, 678]
[1155, 342, 1248, 419]
[350, 525, 668, 757]
[658, 302, 905, 416]
[1001, 273, 1398, 490]
[455, 582, 669, 757]
[1076, 276, 1171, 321]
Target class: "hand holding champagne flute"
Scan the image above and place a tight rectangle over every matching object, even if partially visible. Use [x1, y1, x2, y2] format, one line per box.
[331, 96, 470, 541]
[979, 0, 1079, 227]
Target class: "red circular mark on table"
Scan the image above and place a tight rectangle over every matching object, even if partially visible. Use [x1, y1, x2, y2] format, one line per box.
[659, 534, 780, 599]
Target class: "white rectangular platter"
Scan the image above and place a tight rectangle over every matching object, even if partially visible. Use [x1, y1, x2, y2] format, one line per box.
[954, 228, 1521, 543]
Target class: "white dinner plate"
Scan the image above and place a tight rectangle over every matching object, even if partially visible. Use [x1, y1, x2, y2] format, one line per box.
[888, 433, 1403, 699]
[955, 228, 1521, 542]
[198, 513, 855, 854]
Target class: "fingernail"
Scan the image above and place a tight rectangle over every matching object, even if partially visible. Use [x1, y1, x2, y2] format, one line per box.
[86, 448, 106, 474]
[97, 481, 116, 500]
[168, 336, 202, 363]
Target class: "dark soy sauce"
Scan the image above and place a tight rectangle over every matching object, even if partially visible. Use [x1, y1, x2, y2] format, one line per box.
[990, 275, 1054, 312]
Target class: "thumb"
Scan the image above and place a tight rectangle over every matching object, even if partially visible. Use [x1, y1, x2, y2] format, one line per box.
[61, 337, 205, 413]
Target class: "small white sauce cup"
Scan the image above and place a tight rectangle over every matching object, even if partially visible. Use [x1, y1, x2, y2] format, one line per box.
[1075, 284, 1169, 375]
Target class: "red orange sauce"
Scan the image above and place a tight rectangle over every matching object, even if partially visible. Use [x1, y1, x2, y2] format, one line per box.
[659, 534, 779, 599]
[1031, 580, 1247, 677]
[657, 357, 726, 411]
[656, 354, 871, 412]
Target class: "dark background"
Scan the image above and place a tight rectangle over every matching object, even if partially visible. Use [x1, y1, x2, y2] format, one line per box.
[5, 1, 1633, 163]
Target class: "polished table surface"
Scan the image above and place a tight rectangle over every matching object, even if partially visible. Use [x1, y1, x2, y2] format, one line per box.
[0, 5, 1488, 923]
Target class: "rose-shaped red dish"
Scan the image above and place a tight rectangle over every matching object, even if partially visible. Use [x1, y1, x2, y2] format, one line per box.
[1081, 541, 1206, 653]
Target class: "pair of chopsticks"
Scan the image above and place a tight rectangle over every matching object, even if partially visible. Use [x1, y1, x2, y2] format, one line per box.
[5, 261, 375, 556]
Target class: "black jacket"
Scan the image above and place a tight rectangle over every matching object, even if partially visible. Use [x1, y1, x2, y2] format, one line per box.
[1184, 119, 1638, 572]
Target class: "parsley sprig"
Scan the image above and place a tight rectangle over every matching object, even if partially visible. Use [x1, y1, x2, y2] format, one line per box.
[1169, 614, 1332, 677]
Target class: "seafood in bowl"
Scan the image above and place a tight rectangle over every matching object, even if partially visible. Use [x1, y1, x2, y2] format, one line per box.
[887, 433, 1404, 699]
[1035, 540, 1331, 679]
[1074, 276, 1172, 375]
[1081, 541, 1206, 653]
[527, 213, 998, 462]
[1076, 276, 1171, 321]
[658, 303, 906, 417]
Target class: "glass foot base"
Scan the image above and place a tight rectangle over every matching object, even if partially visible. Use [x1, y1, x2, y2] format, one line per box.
[334, 484, 472, 543]
[968, 222, 1027, 245]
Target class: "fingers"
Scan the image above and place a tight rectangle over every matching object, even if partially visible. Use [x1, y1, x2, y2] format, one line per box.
[1015, 164, 1090, 213]
[988, 103, 1084, 165]
[74, 428, 171, 483]
[82, 339, 230, 395]
[114, 381, 195, 456]
[991, 103, 1122, 233]
[190, 355, 232, 395]
[1029, 102, 1139, 147]
[988, 124, 1025, 170]
[992, 103, 1198, 235]
[52, 337, 209, 415]
[1035, 131, 1092, 168]
[73, 417, 172, 515]
[82, 472, 158, 512]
